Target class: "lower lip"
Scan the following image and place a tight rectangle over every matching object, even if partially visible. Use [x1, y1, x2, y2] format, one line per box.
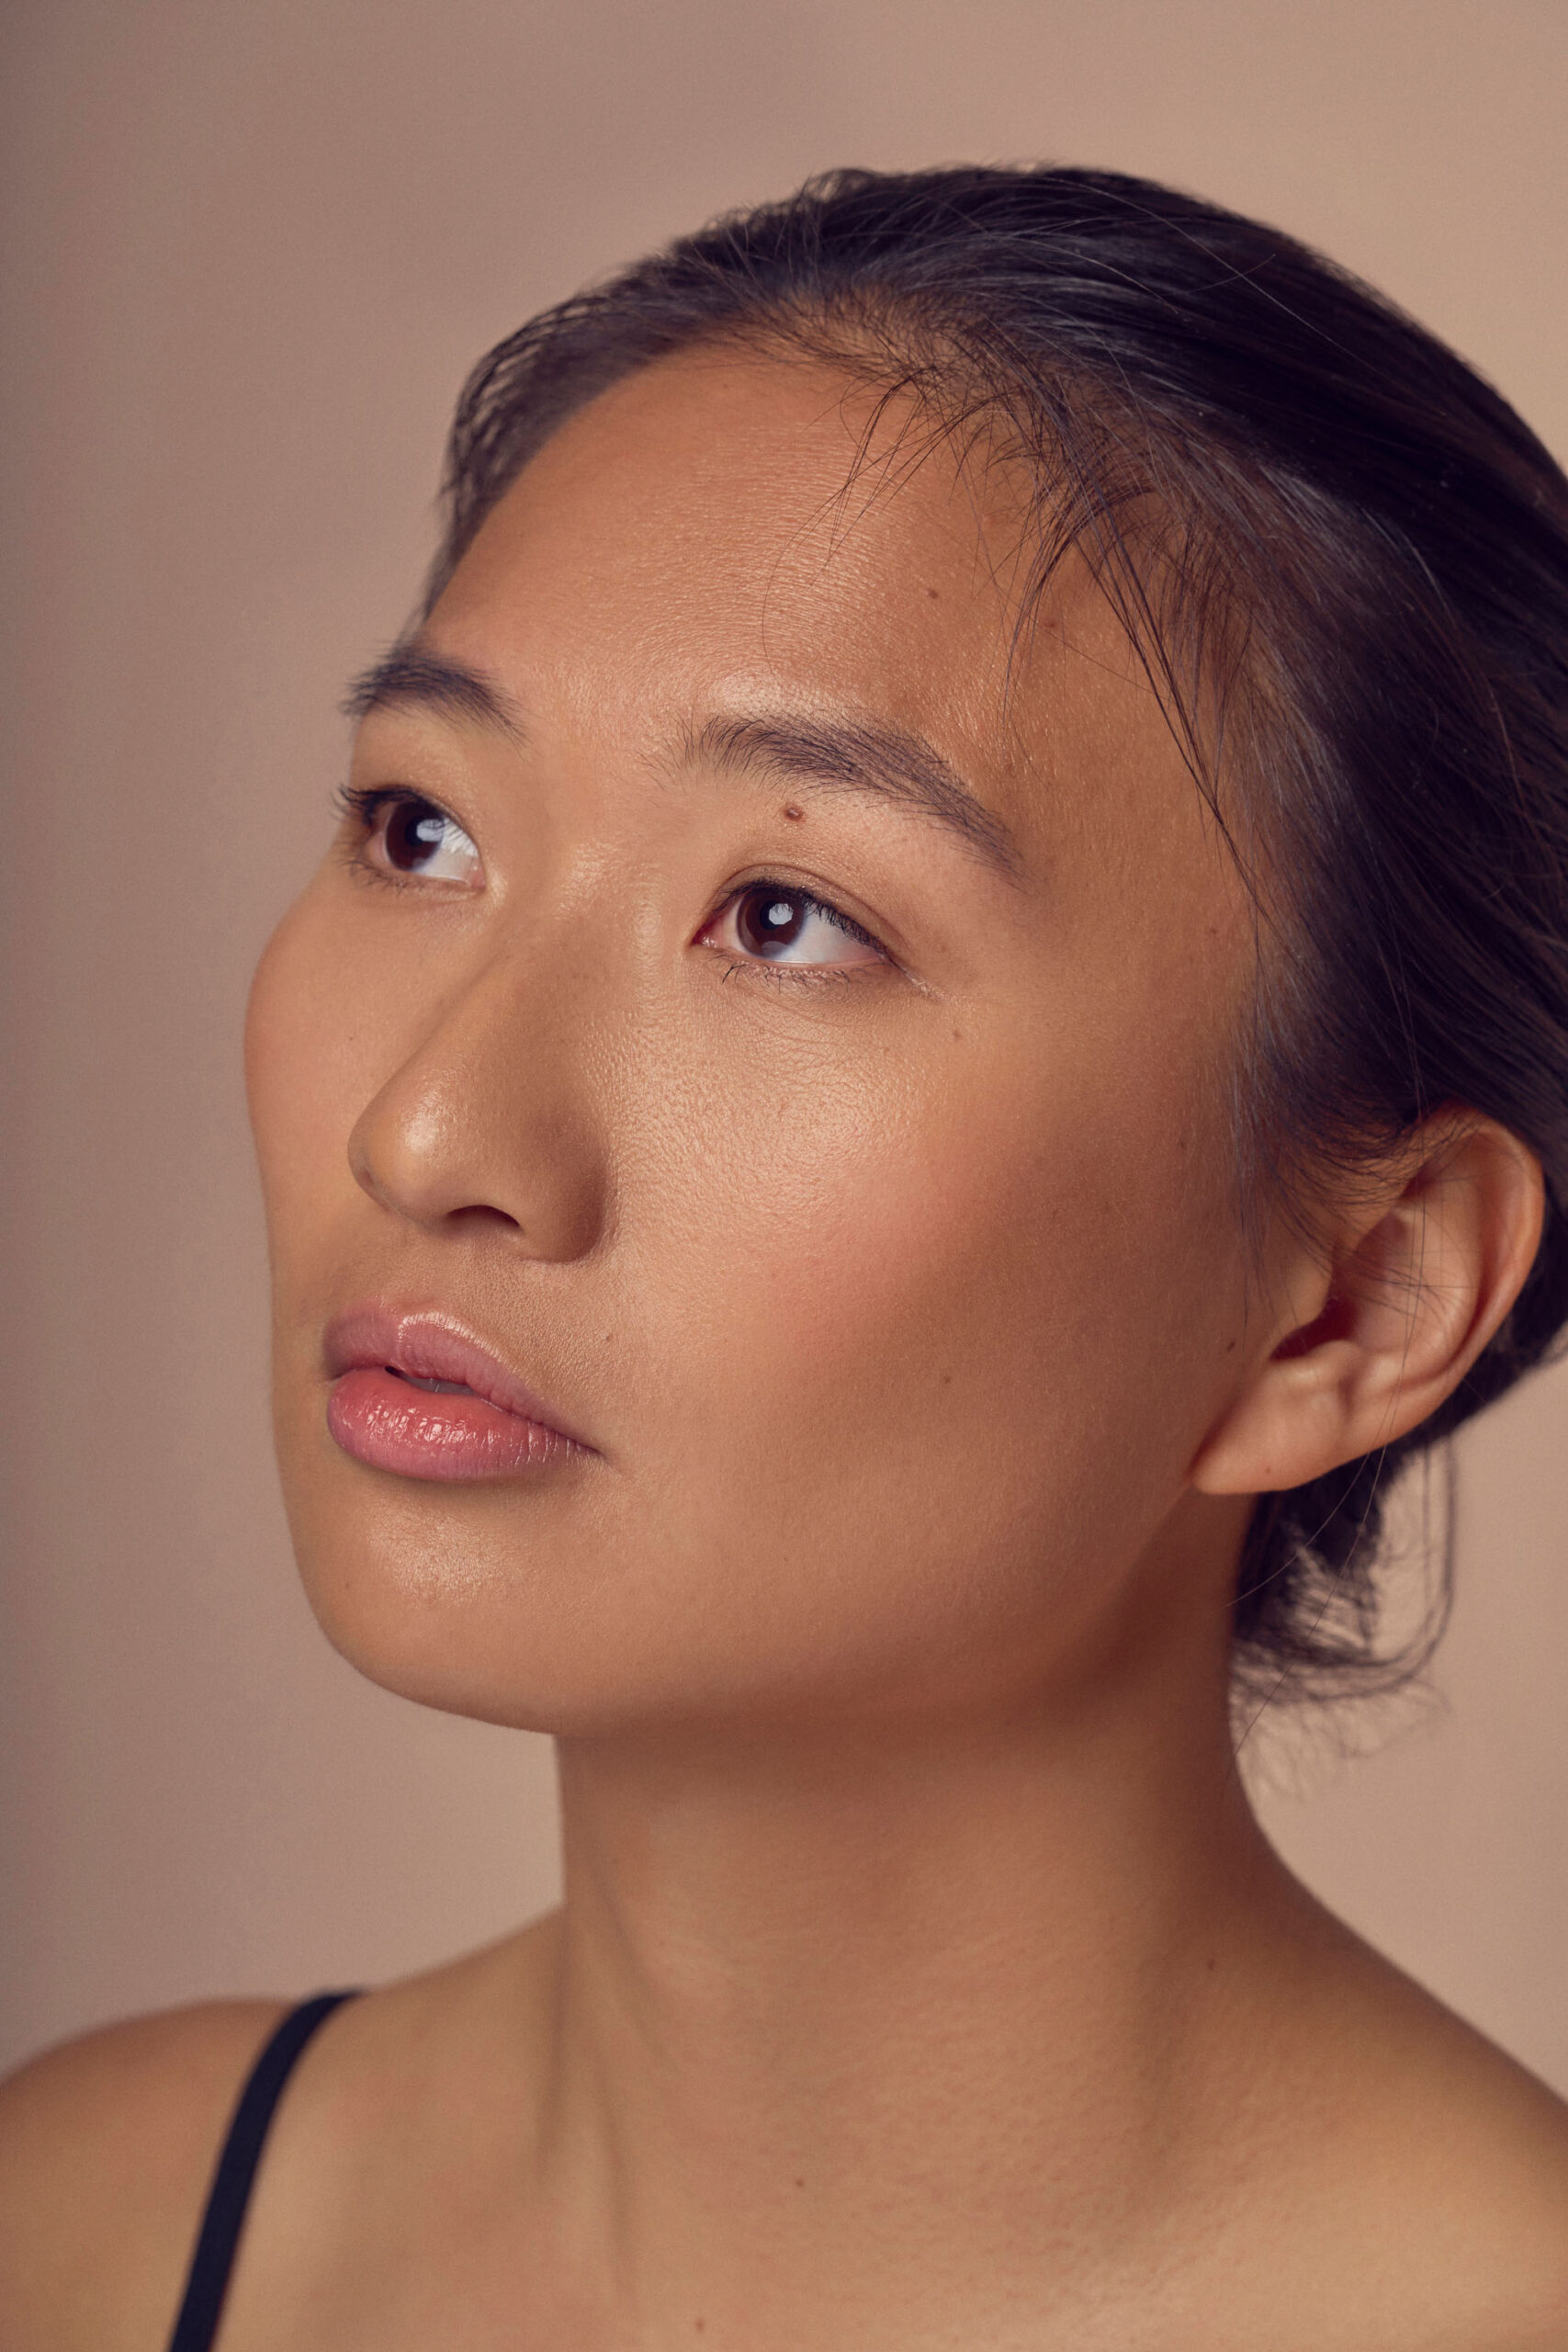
[327, 1366, 584, 1481]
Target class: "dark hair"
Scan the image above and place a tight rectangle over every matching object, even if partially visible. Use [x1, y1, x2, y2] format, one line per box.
[421, 165, 1568, 1703]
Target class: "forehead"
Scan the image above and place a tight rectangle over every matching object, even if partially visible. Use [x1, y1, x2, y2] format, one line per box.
[430, 345, 1224, 895]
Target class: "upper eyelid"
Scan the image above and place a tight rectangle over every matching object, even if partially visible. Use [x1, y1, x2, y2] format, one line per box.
[335, 780, 440, 823]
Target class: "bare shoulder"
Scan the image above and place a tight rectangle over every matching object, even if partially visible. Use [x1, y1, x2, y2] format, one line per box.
[1258, 1912, 1568, 2348]
[1374, 2007, 1568, 2346]
[0, 1998, 290, 2352]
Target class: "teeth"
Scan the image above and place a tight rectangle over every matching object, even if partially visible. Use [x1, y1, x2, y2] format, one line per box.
[389, 1368, 477, 1396]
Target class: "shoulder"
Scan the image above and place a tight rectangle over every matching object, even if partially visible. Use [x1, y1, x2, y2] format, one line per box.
[1367, 2022, 1568, 2347]
[1260, 1919, 1568, 2347]
[0, 1941, 547, 2352]
[0, 1998, 291, 2352]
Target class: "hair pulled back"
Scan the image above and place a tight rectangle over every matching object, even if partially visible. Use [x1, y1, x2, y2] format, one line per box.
[422, 165, 1568, 1703]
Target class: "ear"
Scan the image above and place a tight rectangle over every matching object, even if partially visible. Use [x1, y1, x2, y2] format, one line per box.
[1191, 1115, 1544, 1498]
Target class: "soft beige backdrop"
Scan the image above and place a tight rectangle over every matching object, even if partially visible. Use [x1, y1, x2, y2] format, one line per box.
[3, 0, 1565, 2089]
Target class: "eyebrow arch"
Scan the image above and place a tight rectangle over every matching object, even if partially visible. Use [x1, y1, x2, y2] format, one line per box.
[687, 710, 1021, 878]
[342, 645, 525, 739]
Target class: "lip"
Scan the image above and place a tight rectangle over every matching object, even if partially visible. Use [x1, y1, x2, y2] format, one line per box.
[322, 1305, 596, 1482]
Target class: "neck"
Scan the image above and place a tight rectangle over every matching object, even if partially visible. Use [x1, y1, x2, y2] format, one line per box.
[530, 1623, 1302, 2341]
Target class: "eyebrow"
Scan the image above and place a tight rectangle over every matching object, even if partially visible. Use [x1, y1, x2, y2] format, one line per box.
[687, 711, 1021, 879]
[342, 646, 525, 738]
[344, 648, 1020, 878]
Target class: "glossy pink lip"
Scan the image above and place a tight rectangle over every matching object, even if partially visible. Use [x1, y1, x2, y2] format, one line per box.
[323, 1306, 596, 1482]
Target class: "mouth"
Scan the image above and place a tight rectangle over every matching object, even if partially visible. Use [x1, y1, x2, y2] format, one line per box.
[321, 1306, 596, 1483]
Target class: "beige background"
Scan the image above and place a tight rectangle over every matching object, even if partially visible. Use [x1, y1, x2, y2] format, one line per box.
[3, 0, 1566, 2090]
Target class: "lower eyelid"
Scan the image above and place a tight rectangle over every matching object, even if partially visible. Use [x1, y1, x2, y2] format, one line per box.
[751, 962, 877, 984]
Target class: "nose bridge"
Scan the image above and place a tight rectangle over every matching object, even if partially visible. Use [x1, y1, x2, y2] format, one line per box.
[347, 923, 614, 1261]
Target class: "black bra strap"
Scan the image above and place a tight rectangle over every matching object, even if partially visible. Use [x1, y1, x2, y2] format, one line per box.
[165, 1989, 360, 2352]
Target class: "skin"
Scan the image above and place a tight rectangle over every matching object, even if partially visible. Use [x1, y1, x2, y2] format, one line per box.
[3, 346, 1566, 2350]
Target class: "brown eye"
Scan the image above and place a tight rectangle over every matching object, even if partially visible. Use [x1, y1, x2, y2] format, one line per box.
[708, 881, 884, 969]
[368, 795, 482, 886]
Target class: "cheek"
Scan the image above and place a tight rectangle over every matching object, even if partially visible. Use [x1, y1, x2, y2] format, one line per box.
[246, 892, 402, 1258]
[246, 901, 1247, 1724]
[667, 1023, 1221, 1406]
[245, 899, 339, 1225]
[631, 1029, 1239, 1647]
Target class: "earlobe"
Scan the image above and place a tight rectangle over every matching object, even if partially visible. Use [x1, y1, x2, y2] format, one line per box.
[1190, 1116, 1544, 1499]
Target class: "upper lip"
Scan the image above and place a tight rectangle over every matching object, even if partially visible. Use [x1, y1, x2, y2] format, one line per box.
[323, 1305, 596, 1452]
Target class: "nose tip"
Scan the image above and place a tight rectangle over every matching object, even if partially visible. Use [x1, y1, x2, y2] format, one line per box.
[344, 979, 608, 1262]
[347, 1094, 470, 1224]
[348, 1114, 525, 1238]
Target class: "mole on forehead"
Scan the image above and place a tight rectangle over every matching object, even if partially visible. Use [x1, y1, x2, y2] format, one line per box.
[686, 711, 1021, 878]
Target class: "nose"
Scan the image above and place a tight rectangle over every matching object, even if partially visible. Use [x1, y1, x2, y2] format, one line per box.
[346, 950, 610, 1262]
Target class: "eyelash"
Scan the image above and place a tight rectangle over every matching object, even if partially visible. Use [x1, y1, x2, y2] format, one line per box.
[333, 784, 893, 976]
[337, 782, 396, 822]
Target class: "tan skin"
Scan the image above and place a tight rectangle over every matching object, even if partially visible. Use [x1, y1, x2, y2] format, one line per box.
[3, 347, 1567, 2350]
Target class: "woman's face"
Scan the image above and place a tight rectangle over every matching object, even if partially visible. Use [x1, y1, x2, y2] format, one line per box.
[248, 349, 1262, 1734]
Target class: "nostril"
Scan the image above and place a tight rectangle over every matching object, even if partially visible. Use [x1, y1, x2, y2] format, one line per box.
[446, 1204, 525, 1236]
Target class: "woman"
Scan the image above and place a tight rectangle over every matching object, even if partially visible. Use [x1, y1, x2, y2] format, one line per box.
[4, 164, 1567, 2348]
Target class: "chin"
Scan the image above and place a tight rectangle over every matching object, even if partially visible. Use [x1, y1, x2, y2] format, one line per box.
[279, 1470, 631, 1733]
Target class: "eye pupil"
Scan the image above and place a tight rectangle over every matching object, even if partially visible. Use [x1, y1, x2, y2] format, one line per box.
[737, 886, 807, 956]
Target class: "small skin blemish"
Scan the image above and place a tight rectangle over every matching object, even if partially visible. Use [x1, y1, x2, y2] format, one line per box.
[795, 2176, 806, 2188]
[783, 803, 804, 820]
